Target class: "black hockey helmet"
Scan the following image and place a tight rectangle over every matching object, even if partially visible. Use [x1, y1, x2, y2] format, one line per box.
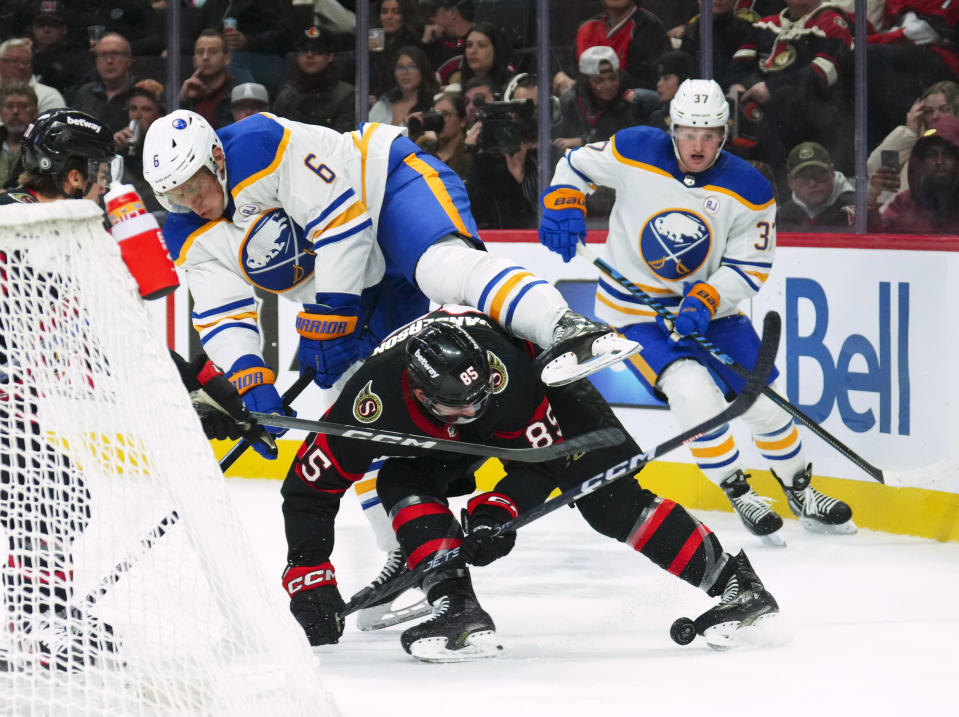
[405, 322, 493, 424]
[21, 108, 115, 181]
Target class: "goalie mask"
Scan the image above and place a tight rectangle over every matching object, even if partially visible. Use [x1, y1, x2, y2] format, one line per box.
[142, 109, 228, 214]
[405, 323, 493, 425]
[668, 79, 729, 171]
[21, 109, 116, 198]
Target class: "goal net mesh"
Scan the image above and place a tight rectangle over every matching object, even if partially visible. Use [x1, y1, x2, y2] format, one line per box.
[0, 200, 339, 716]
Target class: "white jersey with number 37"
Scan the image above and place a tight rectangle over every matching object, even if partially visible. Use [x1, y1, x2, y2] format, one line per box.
[550, 125, 777, 328]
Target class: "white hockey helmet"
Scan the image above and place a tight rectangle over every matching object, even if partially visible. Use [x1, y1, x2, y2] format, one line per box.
[668, 79, 729, 169]
[142, 109, 227, 213]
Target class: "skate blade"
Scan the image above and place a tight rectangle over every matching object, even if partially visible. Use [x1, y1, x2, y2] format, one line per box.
[759, 531, 787, 548]
[703, 611, 782, 651]
[408, 631, 506, 663]
[799, 517, 857, 535]
[539, 335, 640, 387]
[355, 596, 432, 631]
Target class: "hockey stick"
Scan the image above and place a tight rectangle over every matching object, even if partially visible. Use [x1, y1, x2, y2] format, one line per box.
[83, 510, 180, 608]
[251, 412, 626, 463]
[218, 368, 315, 472]
[576, 244, 890, 486]
[340, 311, 781, 617]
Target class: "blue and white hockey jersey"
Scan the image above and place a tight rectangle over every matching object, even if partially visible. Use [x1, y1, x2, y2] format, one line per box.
[551, 126, 776, 329]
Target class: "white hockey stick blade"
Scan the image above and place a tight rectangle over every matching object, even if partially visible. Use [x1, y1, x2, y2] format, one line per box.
[882, 459, 959, 489]
[539, 332, 640, 387]
[408, 631, 507, 663]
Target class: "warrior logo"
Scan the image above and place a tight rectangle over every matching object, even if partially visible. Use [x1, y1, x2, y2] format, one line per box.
[240, 208, 315, 292]
[639, 209, 712, 281]
[487, 350, 508, 394]
[353, 381, 383, 423]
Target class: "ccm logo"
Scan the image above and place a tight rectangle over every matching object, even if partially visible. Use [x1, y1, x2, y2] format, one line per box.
[285, 568, 335, 596]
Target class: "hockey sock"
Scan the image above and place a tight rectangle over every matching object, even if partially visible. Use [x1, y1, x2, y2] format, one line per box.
[388, 494, 463, 570]
[414, 239, 568, 348]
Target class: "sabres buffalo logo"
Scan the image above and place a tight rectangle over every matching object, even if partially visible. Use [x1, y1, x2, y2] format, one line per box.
[639, 209, 711, 281]
[239, 208, 315, 292]
[353, 381, 382, 423]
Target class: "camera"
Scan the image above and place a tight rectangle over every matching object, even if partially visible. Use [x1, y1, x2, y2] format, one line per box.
[406, 111, 446, 138]
[474, 97, 535, 155]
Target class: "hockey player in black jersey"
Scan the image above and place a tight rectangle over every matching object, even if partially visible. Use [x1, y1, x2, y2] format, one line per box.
[280, 307, 780, 661]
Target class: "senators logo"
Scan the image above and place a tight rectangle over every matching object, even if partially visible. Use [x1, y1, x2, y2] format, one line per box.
[487, 350, 508, 394]
[353, 381, 383, 423]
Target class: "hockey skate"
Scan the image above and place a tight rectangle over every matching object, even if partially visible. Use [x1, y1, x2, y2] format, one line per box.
[350, 549, 431, 631]
[672, 550, 780, 650]
[535, 311, 639, 387]
[773, 464, 856, 534]
[400, 587, 503, 663]
[720, 471, 785, 547]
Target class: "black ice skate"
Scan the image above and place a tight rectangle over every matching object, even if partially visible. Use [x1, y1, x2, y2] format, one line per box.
[720, 470, 785, 547]
[673, 550, 779, 650]
[350, 549, 431, 631]
[400, 587, 503, 663]
[773, 463, 856, 534]
[535, 311, 639, 387]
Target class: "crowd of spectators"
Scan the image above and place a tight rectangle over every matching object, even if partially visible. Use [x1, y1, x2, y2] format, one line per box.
[0, 0, 957, 233]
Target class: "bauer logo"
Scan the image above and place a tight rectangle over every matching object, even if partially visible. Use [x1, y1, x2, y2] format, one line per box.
[785, 278, 910, 435]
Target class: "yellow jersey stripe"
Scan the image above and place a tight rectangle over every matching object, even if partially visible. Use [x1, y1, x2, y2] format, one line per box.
[351, 123, 382, 206]
[403, 153, 473, 238]
[354, 478, 378, 495]
[193, 311, 259, 331]
[597, 292, 658, 317]
[628, 353, 659, 386]
[176, 218, 230, 266]
[232, 126, 291, 199]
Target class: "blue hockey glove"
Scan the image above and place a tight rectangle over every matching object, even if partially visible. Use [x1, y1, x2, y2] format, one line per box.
[669, 282, 719, 340]
[227, 354, 291, 459]
[539, 185, 587, 263]
[296, 293, 362, 389]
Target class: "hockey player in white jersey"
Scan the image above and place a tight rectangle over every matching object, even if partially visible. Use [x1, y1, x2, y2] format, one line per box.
[142, 110, 637, 420]
[538, 79, 855, 544]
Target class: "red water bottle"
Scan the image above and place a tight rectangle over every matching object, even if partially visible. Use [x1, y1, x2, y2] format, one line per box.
[104, 183, 180, 300]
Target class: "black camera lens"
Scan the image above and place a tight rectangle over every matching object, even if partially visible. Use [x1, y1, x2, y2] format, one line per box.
[407, 111, 446, 137]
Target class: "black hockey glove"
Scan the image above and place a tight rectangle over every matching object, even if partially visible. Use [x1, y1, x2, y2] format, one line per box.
[174, 352, 277, 458]
[283, 563, 345, 646]
[459, 492, 519, 567]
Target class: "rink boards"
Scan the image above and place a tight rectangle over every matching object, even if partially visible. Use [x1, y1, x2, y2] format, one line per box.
[148, 231, 959, 543]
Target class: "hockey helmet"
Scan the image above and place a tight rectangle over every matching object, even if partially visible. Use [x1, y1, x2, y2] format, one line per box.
[668, 79, 729, 169]
[142, 109, 227, 213]
[21, 108, 116, 184]
[405, 322, 493, 425]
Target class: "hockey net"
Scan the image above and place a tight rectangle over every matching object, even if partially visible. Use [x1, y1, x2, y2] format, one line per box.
[0, 201, 339, 716]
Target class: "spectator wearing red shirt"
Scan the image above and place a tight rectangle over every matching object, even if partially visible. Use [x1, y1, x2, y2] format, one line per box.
[575, 0, 669, 90]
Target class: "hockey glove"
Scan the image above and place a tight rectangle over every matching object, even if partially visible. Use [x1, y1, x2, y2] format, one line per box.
[659, 282, 719, 341]
[539, 185, 587, 263]
[180, 353, 278, 459]
[227, 355, 292, 458]
[296, 292, 362, 389]
[459, 492, 519, 567]
[282, 563, 345, 646]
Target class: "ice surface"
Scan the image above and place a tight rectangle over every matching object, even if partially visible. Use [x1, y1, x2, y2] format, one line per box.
[228, 477, 958, 717]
